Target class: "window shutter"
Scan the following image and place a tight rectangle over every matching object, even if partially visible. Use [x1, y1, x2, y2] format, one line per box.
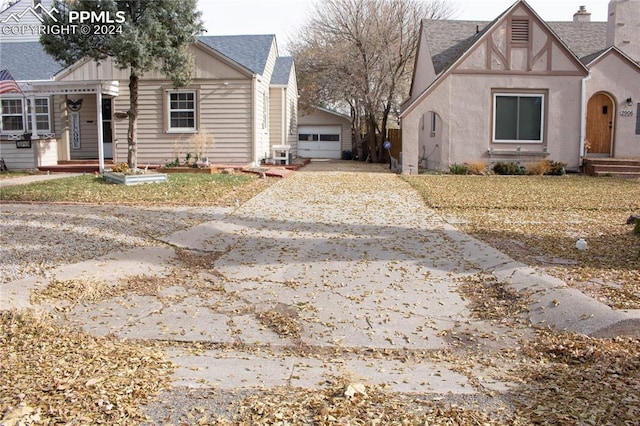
[511, 19, 530, 43]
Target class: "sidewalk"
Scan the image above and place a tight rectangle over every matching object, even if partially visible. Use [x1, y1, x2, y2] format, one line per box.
[0, 172, 80, 189]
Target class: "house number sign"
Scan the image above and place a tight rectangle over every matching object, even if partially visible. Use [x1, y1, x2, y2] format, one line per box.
[71, 112, 81, 150]
[620, 110, 633, 117]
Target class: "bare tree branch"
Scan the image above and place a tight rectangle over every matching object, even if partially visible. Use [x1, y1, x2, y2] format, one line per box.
[291, 0, 455, 162]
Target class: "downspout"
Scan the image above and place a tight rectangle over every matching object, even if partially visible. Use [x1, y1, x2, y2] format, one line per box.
[447, 78, 452, 170]
[281, 87, 287, 146]
[251, 76, 257, 166]
[579, 73, 592, 165]
[96, 84, 104, 172]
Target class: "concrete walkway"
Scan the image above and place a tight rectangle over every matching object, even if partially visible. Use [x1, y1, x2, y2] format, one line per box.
[3, 160, 639, 417]
[0, 172, 80, 188]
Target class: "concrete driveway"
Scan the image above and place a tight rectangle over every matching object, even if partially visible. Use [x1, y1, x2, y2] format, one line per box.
[3, 160, 638, 421]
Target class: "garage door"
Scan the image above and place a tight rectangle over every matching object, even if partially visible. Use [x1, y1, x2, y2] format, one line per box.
[298, 126, 341, 159]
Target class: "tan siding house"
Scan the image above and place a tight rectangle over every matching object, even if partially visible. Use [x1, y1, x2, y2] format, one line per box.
[0, 29, 298, 169]
[401, 0, 640, 173]
[269, 57, 298, 160]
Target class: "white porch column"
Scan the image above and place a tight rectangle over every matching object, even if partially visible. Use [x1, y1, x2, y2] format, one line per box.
[96, 85, 104, 172]
[28, 96, 39, 139]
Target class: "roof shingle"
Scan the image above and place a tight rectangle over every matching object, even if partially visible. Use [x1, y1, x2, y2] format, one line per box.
[0, 42, 64, 80]
[271, 56, 293, 85]
[198, 34, 275, 75]
[423, 19, 607, 75]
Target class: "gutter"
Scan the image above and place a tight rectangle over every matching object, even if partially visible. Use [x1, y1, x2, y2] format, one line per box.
[579, 73, 592, 165]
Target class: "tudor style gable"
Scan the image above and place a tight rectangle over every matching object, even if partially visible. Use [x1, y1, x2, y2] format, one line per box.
[455, 2, 587, 76]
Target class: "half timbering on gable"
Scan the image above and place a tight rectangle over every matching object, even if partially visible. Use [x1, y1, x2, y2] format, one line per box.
[456, 4, 586, 75]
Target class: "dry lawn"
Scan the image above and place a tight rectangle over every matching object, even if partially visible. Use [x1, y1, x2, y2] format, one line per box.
[405, 175, 640, 309]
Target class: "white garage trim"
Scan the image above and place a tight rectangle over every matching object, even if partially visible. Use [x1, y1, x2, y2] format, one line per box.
[298, 125, 342, 159]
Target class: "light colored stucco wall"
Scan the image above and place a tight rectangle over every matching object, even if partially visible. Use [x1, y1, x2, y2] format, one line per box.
[409, 23, 437, 103]
[404, 73, 584, 172]
[403, 2, 589, 173]
[587, 52, 640, 158]
[607, 0, 640, 63]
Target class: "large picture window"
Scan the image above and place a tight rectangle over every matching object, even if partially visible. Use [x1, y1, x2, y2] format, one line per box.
[168, 91, 196, 132]
[493, 93, 544, 143]
[1, 97, 51, 134]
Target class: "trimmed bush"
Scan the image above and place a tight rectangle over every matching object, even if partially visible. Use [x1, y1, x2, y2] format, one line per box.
[546, 161, 567, 176]
[493, 161, 525, 175]
[449, 163, 468, 175]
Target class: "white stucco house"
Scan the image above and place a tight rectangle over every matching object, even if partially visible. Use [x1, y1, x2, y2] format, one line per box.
[401, 0, 640, 174]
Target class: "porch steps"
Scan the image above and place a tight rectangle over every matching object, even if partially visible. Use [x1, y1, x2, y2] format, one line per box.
[583, 158, 640, 179]
[38, 160, 116, 174]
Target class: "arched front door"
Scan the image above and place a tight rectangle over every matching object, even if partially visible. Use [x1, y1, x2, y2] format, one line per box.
[586, 93, 614, 155]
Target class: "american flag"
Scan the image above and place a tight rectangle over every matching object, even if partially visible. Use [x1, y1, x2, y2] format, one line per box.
[0, 69, 22, 94]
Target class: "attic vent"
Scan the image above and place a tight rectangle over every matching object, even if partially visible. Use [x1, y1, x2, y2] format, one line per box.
[511, 19, 530, 43]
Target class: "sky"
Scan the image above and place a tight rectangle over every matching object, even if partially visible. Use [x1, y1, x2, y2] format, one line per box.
[198, 0, 612, 54]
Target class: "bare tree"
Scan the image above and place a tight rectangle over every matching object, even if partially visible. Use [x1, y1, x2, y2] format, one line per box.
[291, 0, 455, 162]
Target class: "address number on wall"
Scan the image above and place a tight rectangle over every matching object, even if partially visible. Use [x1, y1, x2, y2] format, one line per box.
[620, 110, 634, 117]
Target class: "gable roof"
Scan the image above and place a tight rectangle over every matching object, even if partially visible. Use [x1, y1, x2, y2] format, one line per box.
[198, 34, 276, 75]
[301, 104, 351, 121]
[0, 34, 281, 82]
[585, 45, 640, 71]
[424, 19, 607, 75]
[404, 0, 592, 116]
[0, 42, 64, 80]
[271, 56, 294, 85]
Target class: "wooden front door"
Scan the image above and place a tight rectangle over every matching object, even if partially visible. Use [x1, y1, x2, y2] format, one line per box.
[586, 93, 613, 155]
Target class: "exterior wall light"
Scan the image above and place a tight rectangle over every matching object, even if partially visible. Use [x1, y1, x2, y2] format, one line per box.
[626, 97, 633, 106]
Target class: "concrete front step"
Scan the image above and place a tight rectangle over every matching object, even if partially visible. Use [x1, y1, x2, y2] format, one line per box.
[585, 158, 640, 166]
[584, 158, 640, 178]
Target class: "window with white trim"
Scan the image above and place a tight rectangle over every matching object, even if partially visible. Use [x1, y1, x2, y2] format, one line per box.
[27, 98, 51, 132]
[1, 98, 24, 133]
[1, 97, 51, 134]
[168, 91, 196, 132]
[493, 93, 544, 143]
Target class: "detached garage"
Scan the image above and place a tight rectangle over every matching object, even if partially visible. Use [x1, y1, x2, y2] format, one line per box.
[298, 106, 352, 159]
[298, 126, 342, 159]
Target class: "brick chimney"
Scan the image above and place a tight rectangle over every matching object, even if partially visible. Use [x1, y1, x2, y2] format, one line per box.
[573, 5, 591, 22]
[607, 0, 640, 63]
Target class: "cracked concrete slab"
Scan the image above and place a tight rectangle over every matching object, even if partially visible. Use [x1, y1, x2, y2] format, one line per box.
[5, 160, 639, 402]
